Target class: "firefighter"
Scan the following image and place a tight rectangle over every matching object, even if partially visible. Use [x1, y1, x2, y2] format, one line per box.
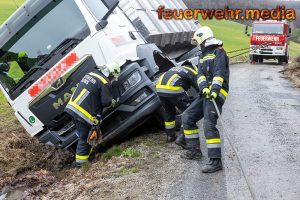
[65, 62, 120, 168]
[181, 26, 230, 173]
[155, 58, 199, 147]
[17, 52, 30, 73]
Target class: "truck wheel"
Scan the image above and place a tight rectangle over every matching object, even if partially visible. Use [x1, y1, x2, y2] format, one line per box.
[250, 55, 258, 64]
[278, 56, 288, 65]
[258, 57, 263, 63]
[283, 55, 289, 64]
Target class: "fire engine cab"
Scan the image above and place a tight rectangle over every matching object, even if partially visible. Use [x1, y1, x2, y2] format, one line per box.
[248, 20, 291, 64]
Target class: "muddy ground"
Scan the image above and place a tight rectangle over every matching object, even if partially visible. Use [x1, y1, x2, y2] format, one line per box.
[0, 103, 185, 200]
[0, 121, 74, 199]
[0, 124, 186, 200]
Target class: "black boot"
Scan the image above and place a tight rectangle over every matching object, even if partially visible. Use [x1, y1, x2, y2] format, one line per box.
[166, 135, 176, 143]
[201, 158, 223, 173]
[175, 133, 187, 149]
[180, 148, 202, 160]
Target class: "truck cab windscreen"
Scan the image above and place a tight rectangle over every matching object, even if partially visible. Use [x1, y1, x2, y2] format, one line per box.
[0, 0, 90, 95]
[252, 24, 283, 35]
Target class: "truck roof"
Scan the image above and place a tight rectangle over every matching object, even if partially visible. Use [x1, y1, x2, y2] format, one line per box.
[0, 0, 52, 48]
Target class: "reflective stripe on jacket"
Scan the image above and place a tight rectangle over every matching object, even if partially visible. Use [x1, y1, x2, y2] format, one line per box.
[156, 65, 199, 96]
[197, 45, 230, 101]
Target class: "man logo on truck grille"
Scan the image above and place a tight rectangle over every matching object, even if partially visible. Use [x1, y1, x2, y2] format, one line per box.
[53, 84, 78, 110]
[28, 53, 78, 98]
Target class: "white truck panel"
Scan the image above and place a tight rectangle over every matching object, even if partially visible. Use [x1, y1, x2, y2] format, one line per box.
[119, 0, 200, 56]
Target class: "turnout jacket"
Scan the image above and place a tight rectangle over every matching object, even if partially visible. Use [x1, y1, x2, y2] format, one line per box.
[156, 65, 199, 97]
[65, 70, 113, 126]
[197, 45, 230, 101]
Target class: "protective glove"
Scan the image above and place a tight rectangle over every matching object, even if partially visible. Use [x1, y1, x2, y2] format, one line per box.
[107, 98, 118, 109]
[111, 99, 117, 108]
[202, 88, 210, 99]
[210, 92, 218, 100]
[87, 124, 102, 147]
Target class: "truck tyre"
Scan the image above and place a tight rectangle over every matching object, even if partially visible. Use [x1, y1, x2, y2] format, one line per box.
[278, 55, 288, 65]
[250, 55, 258, 64]
[283, 54, 289, 64]
[258, 57, 263, 63]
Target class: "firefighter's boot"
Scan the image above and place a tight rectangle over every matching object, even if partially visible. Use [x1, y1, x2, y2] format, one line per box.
[165, 121, 176, 143]
[180, 139, 202, 160]
[175, 131, 187, 149]
[181, 148, 202, 160]
[166, 134, 176, 143]
[201, 158, 223, 173]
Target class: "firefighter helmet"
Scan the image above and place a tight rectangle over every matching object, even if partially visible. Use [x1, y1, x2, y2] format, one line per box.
[106, 62, 121, 79]
[18, 51, 28, 61]
[191, 26, 214, 45]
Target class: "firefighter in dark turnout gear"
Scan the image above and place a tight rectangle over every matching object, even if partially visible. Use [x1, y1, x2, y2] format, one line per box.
[65, 62, 120, 168]
[181, 26, 230, 173]
[155, 59, 199, 146]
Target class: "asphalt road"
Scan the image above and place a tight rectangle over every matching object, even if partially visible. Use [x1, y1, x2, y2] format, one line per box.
[162, 62, 300, 200]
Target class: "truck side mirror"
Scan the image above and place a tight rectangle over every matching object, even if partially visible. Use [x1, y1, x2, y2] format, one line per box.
[95, 20, 108, 31]
[101, 0, 119, 20]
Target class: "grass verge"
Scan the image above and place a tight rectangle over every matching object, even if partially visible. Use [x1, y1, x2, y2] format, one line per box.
[101, 146, 142, 161]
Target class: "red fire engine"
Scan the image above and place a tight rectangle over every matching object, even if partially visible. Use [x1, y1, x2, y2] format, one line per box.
[247, 20, 291, 64]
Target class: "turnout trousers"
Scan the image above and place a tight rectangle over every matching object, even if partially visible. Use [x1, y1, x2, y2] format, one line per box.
[159, 93, 190, 137]
[182, 96, 224, 158]
[73, 119, 92, 165]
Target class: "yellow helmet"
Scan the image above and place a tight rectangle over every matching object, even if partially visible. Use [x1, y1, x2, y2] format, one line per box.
[18, 51, 28, 61]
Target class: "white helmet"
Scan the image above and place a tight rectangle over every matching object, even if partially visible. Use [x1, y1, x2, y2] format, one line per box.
[191, 26, 214, 45]
[101, 62, 121, 79]
[107, 62, 121, 79]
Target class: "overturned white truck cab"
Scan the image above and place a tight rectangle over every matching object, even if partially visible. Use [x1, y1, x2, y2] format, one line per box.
[0, 0, 200, 149]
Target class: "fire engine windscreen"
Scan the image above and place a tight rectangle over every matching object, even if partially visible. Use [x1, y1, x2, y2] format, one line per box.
[0, 0, 90, 94]
[252, 23, 284, 35]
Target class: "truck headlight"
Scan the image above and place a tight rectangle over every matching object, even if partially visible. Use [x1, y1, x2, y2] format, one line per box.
[122, 71, 141, 93]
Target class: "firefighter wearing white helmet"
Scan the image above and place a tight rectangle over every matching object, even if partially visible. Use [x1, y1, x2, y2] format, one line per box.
[191, 26, 214, 45]
[65, 62, 120, 168]
[181, 26, 230, 173]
